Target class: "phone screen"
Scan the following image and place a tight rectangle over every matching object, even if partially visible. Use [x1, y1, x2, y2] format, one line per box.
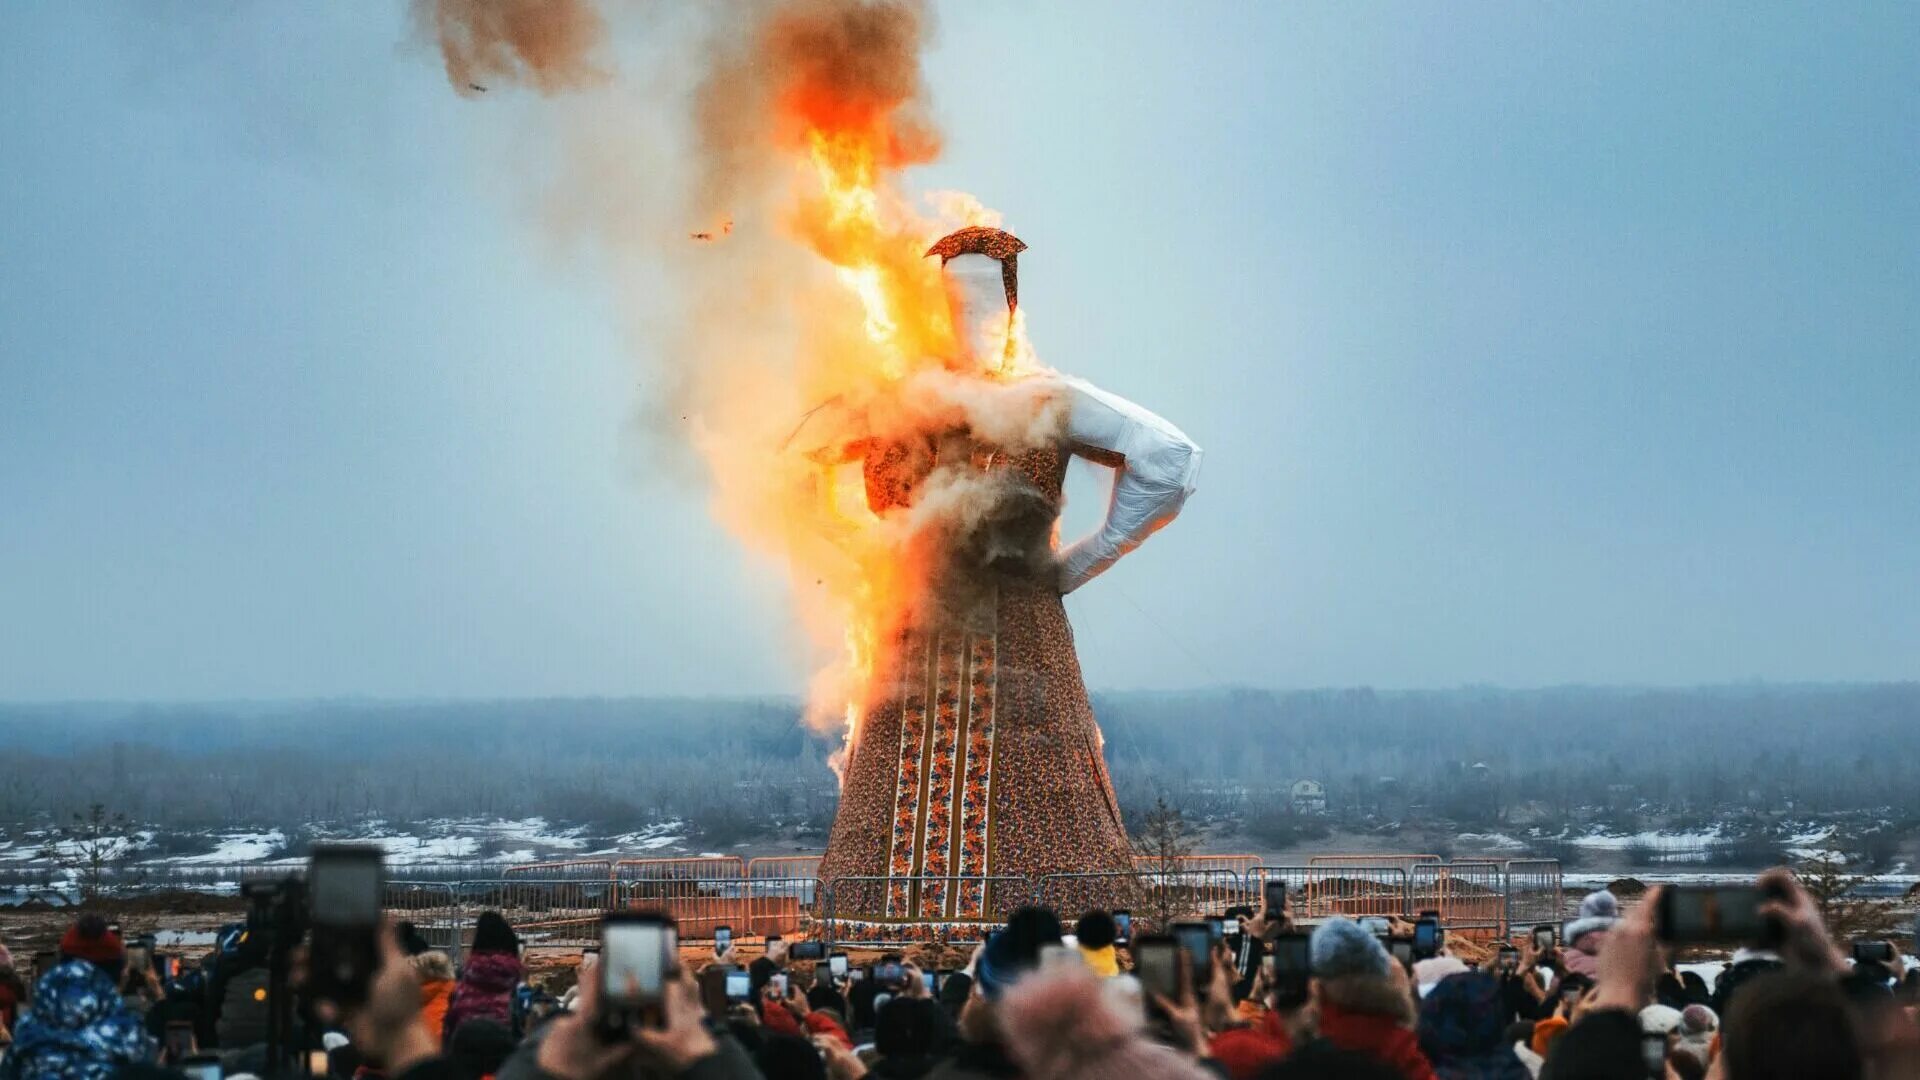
[602, 921, 669, 1004]
[309, 850, 382, 925]
[1661, 887, 1764, 943]
[1264, 880, 1288, 915]
[1533, 927, 1555, 952]
[1204, 917, 1225, 943]
[1413, 919, 1439, 955]
[714, 927, 732, 950]
[1134, 941, 1180, 1000]
[1498, 946, 1519, 972]
[182, 1058, 222, 1080]
[1113, 911, 1132, 942]
[1173, 924, 1212, 982]
[829, 954, 848, 978]
[1270, 934, 1310, 975]
[771, 972, 789, 996]
[1390, 940, 1414, 966]
[922, 971, 937, 992]
[725, 971, 750, 1000]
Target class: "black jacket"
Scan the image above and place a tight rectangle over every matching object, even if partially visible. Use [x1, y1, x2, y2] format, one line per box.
[1539, 1009, 1643, 1080]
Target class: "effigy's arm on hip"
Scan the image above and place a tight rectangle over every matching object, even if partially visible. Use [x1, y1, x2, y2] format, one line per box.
[1055, 375, 1202, 594]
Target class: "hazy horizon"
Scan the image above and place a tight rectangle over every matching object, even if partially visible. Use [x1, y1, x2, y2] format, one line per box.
[4, 679, 1915, 710]
[4, 4, 1915, 701]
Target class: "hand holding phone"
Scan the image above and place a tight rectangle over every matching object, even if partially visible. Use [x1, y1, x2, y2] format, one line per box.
[598, 913, 676, 1036]
[308, 844, 385, 1007]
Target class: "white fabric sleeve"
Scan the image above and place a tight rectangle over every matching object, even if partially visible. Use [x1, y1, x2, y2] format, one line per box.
[1055, 375, 1203, 594]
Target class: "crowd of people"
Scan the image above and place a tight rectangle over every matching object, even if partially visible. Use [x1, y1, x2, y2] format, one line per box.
[1, 867, 1917, 1080]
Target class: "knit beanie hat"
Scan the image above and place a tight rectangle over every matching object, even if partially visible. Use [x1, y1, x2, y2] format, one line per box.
[1310, 917, 1393, 980]
[1678, 1003, 1717, 1036]
[1565, 890, 1620, 941]
[1412, 955, 1469, 996]
[977, 907, 1063, 999]
[60, 914, 126, 967]
[1000, 965, 1214, 1080]
[1640, 1003, 1683, 1035]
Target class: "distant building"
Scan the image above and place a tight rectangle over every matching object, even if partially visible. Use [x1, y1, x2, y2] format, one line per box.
[1290, 779, 1327, 816]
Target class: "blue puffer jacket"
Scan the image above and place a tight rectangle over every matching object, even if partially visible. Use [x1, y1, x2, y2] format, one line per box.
[0, 959, 153, 1080]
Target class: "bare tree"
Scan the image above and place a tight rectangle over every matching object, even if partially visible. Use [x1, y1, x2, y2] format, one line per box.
[38, 803, 141, 898]
[1796, 845, 1900, 942]
[1132, 795, 1200, 929]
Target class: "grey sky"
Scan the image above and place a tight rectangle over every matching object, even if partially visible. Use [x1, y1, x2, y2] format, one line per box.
[2, 3, 1915, 700]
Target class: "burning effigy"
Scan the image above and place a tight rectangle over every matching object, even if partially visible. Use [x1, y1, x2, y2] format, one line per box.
[418, 0, 1200, 933]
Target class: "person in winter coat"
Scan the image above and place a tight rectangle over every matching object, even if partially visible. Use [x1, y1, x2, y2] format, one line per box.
[926, 907, 1066, 1080]
[413, 951, 457, 1043]
[868, 995, 952, 1078]
[1208, 955, 1314, 1080]
[1415, 972, 1531, 1080]
[1559, 892, 1617, 978]
[0, 916, 154, 1080]
[997, 963, 1216, 1080]
[1308, 918, 1438, 1080]
[444, 913, 522, 1045]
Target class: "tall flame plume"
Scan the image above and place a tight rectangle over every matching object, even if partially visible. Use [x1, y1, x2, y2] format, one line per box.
[421, 0, 1041, 774]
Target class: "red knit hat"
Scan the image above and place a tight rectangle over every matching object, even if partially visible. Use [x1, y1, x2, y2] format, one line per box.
[59, 915, 124, 965]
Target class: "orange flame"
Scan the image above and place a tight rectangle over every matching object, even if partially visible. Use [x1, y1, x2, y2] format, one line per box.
[760, 84, 1040, 776]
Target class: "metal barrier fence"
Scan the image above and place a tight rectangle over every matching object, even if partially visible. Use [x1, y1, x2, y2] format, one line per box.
[1251, 864, 1412, 922]
[822, 876, 1033, 946]
[618, 875, 748, 940]
[1503, 859, 1564, 936]
[383, 881, 465, 966]
[379, 858, 1560, 949]
[744, 876, 827, 939]
[1130, 853, 1265, 881]
[502, 860, 613, 880]
[1036, 869, 1251, 932]
[615, 856, 747, 882]
[1309, 854, 1442, 870]
[454, 878, 621, 947]
[747, 856, 824, 882]
[1410, 861, 1506, 933]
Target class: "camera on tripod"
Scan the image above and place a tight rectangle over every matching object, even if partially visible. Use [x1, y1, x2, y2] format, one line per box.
[236, 845, 387, 1072]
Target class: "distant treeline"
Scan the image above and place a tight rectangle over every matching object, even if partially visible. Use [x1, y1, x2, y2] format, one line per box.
[2, 684, 1916, 856]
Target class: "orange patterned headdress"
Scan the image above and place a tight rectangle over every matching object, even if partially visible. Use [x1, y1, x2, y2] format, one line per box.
[925, 226, 1028, 309]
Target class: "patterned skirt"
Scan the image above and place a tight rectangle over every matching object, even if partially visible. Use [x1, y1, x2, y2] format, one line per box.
[819, 580, 1135, 936]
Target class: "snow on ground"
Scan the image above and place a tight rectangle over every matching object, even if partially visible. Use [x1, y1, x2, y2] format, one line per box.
[173, 831, 288, 864]
[1455, 833, 1528, 851]
[591, 820, 688, 855]
[1570, 826, 1725, 850]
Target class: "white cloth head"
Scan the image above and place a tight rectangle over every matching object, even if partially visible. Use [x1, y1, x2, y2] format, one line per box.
[941, 252, 1012, 370]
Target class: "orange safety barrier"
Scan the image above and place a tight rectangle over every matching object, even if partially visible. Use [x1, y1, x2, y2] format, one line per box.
[1308, 854, 1441, 869]
[614, 856, 748, 881]
[1409, 861, 1506, 931]
[503, 860, 614, 880]
[747, 856, 824, 881]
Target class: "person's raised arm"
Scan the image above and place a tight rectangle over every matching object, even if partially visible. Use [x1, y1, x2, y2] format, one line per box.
[1056, 376, 1202, 594]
